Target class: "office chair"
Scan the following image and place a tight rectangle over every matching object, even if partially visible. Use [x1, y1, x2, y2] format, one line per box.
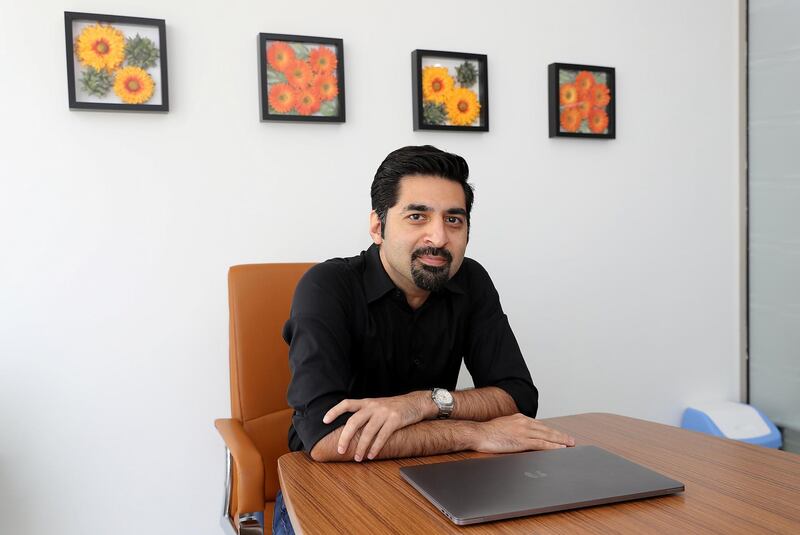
[215, 263, 313, 535]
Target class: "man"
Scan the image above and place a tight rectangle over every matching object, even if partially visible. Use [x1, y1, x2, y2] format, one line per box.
[274, 145, 573, 533]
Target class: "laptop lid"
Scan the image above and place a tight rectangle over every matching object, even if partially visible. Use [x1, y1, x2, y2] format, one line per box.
[400, 445, 684, 525]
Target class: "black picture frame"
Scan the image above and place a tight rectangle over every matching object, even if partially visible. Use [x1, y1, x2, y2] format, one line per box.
[412, 49, 489, 132]
[64, 11, 169, 112]
[258, 33, 346, 123]
[548, 63, 615, 139]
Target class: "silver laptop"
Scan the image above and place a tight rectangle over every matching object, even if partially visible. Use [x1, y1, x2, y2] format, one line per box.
[400, 445, 684, 525]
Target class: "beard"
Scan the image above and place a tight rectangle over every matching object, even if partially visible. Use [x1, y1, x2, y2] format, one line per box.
[410, 247, 453, 292]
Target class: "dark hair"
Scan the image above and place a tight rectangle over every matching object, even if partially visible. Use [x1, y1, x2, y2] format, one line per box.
[371, 145, 474, 235]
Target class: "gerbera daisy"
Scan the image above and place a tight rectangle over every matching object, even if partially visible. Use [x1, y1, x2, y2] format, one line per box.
[575, 71, 596, 92]
[559, 83, 579, 106]
[560, 106, 582, 132]
[590, 83, 611, 107]
[267, 42, 296, 72]
[575, 99, 592, 119]
[285, 60, 314, 89]
[113, 66, 155, 104]
[308, 46, 337, 74]
[312, 74, 338, 101]
[422, 66, 454, 104]
[268, 83, 296, 113]
[588, 108, 609, 133]
[295, 89, 321, 115]
[445, 88, 480, 126]
[75, 23, 125, 72]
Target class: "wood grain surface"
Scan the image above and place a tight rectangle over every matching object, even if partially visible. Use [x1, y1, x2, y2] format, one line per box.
[277, 412, 800, 534]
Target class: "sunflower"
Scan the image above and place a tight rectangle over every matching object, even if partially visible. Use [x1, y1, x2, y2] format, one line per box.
[75, 23, 125, 72]
[422, 66, 454, 104]
[312, 74, 338, 101]
[113, 66, 155, 104]
[590, 83, 611, 107]
[575, 71, 596, 92]
[560, 107, 582, 132]
[295, 89, 321, 115]
[445, 87, 480, 126]
[309, 47, 337, 74]
[267, 42, 296, 72]
[268, 83, 296, 113]
[285, 60, 313, 89]
[559, 83, 578, 106]
[588, 108, 609, 133]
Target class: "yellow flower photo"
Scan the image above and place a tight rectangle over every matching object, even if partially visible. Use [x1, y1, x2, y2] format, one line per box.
[113, 66, 155, 104]
[75, 24, 125, 72]
[66, 12, 168, 111]
[422, 66, 454, 104]
[413, 50, 487, 130]
[446, 88, 480, 126]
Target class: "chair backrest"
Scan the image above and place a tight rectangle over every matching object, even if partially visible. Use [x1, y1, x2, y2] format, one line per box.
[227, 263, 314, 501]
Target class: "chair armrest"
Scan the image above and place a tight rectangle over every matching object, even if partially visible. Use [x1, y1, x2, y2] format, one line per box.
[215, 418, 265, 513]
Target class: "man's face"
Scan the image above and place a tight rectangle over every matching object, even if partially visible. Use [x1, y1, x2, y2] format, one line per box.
[370, 175, 468, 295]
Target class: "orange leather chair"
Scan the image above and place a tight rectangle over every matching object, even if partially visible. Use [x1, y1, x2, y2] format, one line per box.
[215, 263, 313, 534]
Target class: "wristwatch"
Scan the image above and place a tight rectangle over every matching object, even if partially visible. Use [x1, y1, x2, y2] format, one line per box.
[431, 388, 455, 419]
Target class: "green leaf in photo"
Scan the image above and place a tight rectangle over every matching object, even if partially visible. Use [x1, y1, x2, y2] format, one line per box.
[269, 104, 297, 115]
[423, 101, 447, 125]
[559, 70, 577, 84]
[79, 67, 113, 97]
[125, 34, 159, 69]
[456, 61, 478, 87]
[290, 43, 310, 60]
[267, 68, 287, 85]
[319, 100, 338, 116]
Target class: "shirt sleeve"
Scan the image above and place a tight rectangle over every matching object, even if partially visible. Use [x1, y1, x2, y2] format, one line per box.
[283, 263, 355, 453]
[462, 260, 539, 417]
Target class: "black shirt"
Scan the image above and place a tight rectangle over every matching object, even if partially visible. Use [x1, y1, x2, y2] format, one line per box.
[283, 244, 538, 453]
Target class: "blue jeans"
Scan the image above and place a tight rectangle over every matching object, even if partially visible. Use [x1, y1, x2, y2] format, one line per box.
[273, 490, 296, 535]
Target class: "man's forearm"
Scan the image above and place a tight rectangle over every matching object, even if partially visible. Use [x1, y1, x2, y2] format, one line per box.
[449, 386, 518, 421]
[310, 418, 477, 462]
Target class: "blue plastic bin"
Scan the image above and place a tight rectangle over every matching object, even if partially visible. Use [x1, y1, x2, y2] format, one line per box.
[681, 402, 782, 449]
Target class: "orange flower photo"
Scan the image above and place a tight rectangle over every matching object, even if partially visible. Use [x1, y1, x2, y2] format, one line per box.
[413, 49, 488, 131]
[549, 63, 615, 138]
[259, 33, 345, 122]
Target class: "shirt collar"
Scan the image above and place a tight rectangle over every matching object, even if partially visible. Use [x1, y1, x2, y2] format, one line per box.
[363, 243, 466, 302]
[364, 244, 396, 303]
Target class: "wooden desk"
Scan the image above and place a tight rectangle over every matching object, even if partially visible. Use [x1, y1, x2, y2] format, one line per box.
[278, 413, 800, 534]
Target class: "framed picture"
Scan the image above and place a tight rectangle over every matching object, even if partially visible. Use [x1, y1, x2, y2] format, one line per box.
[549, 63, 615, 138]
[412, 50, 488, 131]
[64, 12, 168, 111]
[259, 33, 345, 123]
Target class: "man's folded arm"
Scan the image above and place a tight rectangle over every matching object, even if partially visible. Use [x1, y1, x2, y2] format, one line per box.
[310, 418, 475, 462]
[310, 411, 575, 462]
[317, 386, 519, 460]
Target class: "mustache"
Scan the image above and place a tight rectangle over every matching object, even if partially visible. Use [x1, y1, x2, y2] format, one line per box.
[411, 247, 453, 263]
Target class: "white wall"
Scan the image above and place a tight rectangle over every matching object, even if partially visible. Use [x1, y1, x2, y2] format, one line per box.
[0, 1, 742, 534]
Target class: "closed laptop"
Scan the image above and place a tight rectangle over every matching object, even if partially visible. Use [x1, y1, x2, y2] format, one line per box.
[400, 445, 685, 525]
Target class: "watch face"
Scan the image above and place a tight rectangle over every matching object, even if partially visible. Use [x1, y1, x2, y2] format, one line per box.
[434, 389, 453, 404]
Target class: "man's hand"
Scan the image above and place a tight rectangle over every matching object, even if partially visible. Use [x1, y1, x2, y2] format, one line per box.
[471, 413, 575, 453]
[323, 391, 432, 461]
